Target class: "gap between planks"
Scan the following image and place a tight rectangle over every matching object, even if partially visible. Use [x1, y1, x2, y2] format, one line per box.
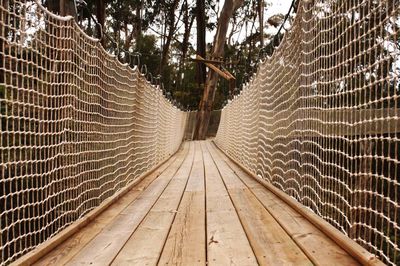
[110, 142, 198, 265]
[65, 142, 194, 265]
[33, 143, 190, 266]
[208, 141, 361, 266]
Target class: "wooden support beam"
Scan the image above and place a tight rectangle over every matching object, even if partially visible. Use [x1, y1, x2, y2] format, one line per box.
[194, 55, 235, 81]
[212, 141, 385, 266]
[191, 57, 223, 65]
[221, 66, 235, 80]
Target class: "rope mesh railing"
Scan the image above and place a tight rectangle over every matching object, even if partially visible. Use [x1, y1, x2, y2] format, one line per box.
[216, 0, 400, 264]
[0, 1, 187, 264]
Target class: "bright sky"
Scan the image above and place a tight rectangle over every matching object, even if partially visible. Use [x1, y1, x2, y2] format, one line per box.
[204, 0, 293, 43]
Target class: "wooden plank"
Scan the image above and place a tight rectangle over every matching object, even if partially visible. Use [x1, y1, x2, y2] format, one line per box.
[35, 145, 188, 265]
[249, 187, 360, 265]
[34, 146, 183, 266]
[210, 141, 361, 265]
[221, 66, 235, 80]
[196, 55, 232, 81]
[65, 142, 193, 266]
[157, 192, 205, 265]
[191, 57, 223, 65]
[15, 144, 185, 266]
[110, 142, 197, 265]
[206, 141, 312, 265]
[201, 142, 257, 266]
[184, 141, 205, 192]
[158, 141, 206, 265]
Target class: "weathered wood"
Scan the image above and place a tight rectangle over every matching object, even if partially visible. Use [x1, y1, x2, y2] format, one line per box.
[65, 143, 193, 266]
[185, 142, 205, 192]
[33, 147, 179, 266]
[209, 142, 359, 264]
[221, 66, 236, 80]
[14, 144, 187, 266]
[23, 140, 380, 266]
[194, 0, 245, 140]
[196, 55, 233, 81]
[191, 56, 224, 65]
[158, 141, 206, 265]
[212, 141, 384, 266]
[201, 142, 258, 265]
[251, 186, 360, 265]
[110, 142, 196, 265]
[206, 142, 312, 265]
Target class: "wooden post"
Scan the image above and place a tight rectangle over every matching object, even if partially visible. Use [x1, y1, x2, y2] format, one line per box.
[193, 0, 244, 140]
[195, 55, 233, 81]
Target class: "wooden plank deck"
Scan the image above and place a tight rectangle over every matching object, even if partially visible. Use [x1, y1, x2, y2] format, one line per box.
[35, 141, 360, 266]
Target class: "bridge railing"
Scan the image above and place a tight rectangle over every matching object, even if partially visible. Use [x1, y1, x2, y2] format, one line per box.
[0, 1, 187, 264]
[216, 0, 400, 265]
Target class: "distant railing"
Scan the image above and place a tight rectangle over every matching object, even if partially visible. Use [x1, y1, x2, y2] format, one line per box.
[0, 1, 187, 264]
[216, 0, 400, 265]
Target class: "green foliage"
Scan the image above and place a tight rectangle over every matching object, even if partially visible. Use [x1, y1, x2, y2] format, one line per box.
[73, 0, 287, 111]
[134, 34, 162, 76]
[172, 62, 202, 110]
[0, 84, 4, 99]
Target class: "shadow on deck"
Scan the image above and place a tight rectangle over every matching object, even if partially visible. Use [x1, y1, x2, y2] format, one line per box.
[28, 141, 364, 265]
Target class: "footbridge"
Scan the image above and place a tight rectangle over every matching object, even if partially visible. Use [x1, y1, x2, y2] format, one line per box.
[1, 0, 399, 265]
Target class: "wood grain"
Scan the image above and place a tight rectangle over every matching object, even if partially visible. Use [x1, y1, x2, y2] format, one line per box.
[158, 141, 206, 265]
[34, 146, 182, 266]
[210, 141, 361, 265]
[201, 142, 258, 266]
[65, 142, 192, 266]
[110, 142, 196, 265]
[206, 141, 312, 265]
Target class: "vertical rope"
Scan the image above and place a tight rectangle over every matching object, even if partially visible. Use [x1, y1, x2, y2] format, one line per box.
[0, 1, 187, 264]
[215, 0, 400, 264]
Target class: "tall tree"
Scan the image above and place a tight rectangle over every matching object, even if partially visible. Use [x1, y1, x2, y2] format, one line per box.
[135, 1, 143, 40]
[196, 0, 207, 89]
[178, 0, 195, 86]
[194, 0, 245, 140]
[159, 0, 181, 75]
[258, 0, 264, 47]
[46, 0, 77, 18]
[95, 0, 106, 45]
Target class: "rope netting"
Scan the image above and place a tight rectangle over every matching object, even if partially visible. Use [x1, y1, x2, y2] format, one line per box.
[216, 0, 400, 264]
[0, 1, 187, 264]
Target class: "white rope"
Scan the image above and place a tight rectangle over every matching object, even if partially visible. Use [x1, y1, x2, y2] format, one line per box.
[216, 0, 400, 265]
[0, 1, 187, 264]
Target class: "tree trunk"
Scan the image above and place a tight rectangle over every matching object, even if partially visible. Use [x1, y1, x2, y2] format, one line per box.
[60, 0, 66, 15]
[178, 1, 195, 87]
[60, 0, 77, 18]
[196, 0, 207, 89]
[47, 0, 77, 18]
[135, 2, 142, 41]
[193, 0, 244, 140]
[96, 0, 106, 46]
[46, 0, 60, 14]
[258, 0, 264, 47]
[159, 0, 181, 75]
